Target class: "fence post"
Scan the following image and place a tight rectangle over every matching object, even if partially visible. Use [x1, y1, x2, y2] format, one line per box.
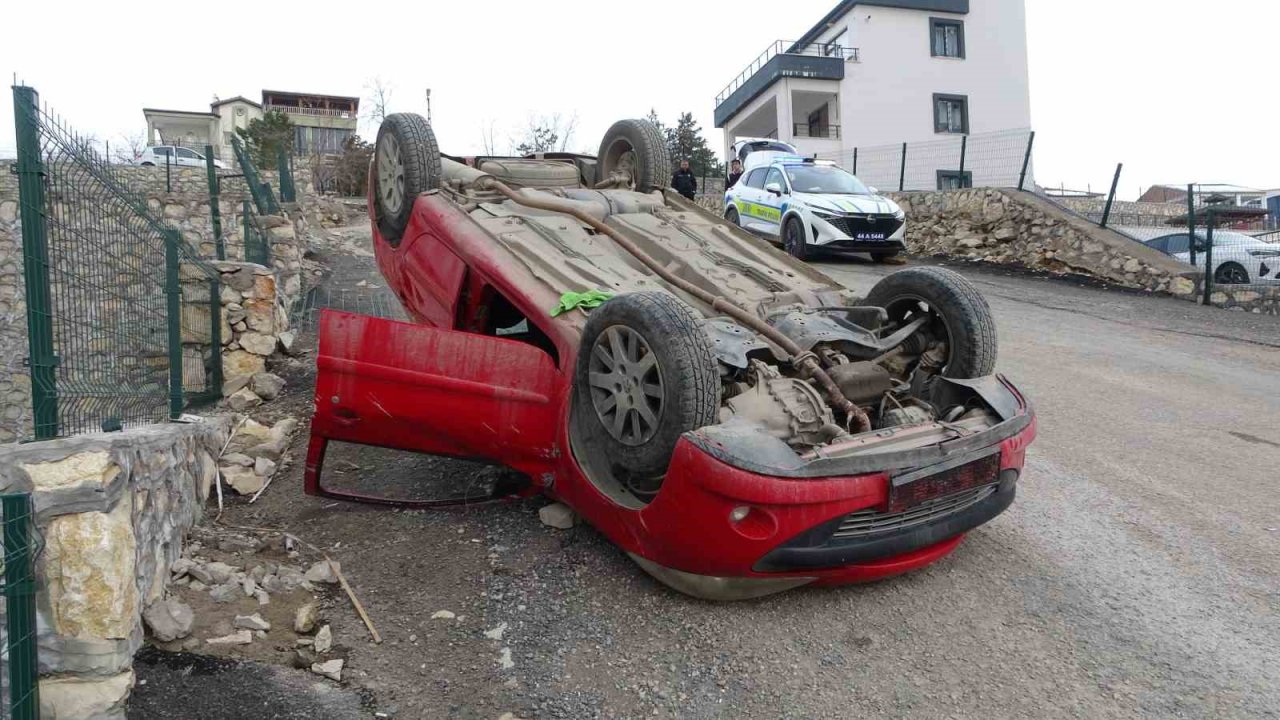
[1018, 130, 1036, 191]
[12, 86, 59, 440]
[208, 276, 223, 396]
[206, 144, 225, 260]
[164, 229, 184, 419]
[899, 142, 907, 192]
[1100, 162, 1123, 229]
[1186, 183, 1197, 266]
[958, 134, 967, 178]
[261, 182, 281, 215]
[165, 151, 172, 193]
[3, 493, 41, 720]
[1201, 212, 1216, 305]
[852, 147, 858, 175]
[276, 146, 296, 203]
[231, 135, 271, 214]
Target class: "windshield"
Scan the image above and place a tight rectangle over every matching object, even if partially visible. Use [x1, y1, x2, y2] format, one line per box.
[784, 165, 871, 195]
[738, 141, 795, 161]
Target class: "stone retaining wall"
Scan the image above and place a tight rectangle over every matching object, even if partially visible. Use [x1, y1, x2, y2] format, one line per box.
[0, 417, 232, 718]
[886, 188, 1201, 298]
[0, 174, 29, 443]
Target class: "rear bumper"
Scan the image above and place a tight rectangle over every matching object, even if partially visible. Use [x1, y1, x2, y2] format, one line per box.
[628, 412, 1036, 599]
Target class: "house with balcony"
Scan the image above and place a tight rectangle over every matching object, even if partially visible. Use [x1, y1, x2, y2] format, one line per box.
[261, 90, 359, 156]
[714, 0, 1032, 188]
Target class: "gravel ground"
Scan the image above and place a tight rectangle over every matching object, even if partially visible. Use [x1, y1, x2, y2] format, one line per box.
[134, 224, 1280, 719]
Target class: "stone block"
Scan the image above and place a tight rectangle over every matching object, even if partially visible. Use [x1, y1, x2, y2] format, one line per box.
[43, 497, 138, 639]
[40, 671, 134, 720]
[223, 349, 266, 379]
[239, 332, 277, 357]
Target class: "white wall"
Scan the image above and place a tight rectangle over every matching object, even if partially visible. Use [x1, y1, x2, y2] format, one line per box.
[817, 0, 1031, 148]
[214, 101, 263, 159]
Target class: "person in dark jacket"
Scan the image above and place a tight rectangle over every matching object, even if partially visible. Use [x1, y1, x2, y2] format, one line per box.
[726, 159, 744, 189]
[672, 159, 697, 200]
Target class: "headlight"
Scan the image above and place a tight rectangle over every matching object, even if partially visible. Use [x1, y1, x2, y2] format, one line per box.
[892, 207, 906, 220]
[812, 209, 838, 219]
[1247, 249, 1280, 258]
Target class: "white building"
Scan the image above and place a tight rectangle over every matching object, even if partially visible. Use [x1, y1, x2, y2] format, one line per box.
[715, 0, 1032, 190]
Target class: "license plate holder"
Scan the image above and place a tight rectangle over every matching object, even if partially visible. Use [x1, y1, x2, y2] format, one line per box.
[853, 232, 887, 241]
[887, 453, 1000, 513]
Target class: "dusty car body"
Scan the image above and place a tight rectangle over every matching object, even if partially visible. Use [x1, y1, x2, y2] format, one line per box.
[305, 114, 1037, 600]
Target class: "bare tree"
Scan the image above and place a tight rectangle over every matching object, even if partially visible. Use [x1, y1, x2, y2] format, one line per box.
[365, 77, 394, 125]
[112, 131, 147, 164]
[480, 119, 499, 156]
[511, 112, 580, 155]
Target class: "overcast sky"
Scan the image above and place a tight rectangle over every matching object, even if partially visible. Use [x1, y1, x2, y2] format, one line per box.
[2, 0, 1275, 200]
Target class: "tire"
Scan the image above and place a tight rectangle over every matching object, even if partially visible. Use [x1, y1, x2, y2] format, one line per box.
[374, 113, 442, 246]
[596, 119, 670, 193]
[783, 216, 809, 260]
[141, 162, 155, 167]
[863, 267, 997, 378]
[1214, 262, 1250, 285]
[725, 206, 741, 226]
[575, 292, 718, 480]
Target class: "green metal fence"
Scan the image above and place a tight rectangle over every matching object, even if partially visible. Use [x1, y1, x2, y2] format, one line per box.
[1, 493, 41, 720]
[12, 85, 223, 439]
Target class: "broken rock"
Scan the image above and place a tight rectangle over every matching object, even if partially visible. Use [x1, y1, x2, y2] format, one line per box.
[254, 456, 278, 478]
[304, 560, 340, 584]
[142, 597, 194, 642]
[294, 601, 319, 633]
[227, 387, 262, 412]
[234, 613, 271, 632]
[205, 561, 237, 585]
[538, 502, 577, 530]
[209, 583, 240, 604]
[222, 467, 265, 495]
[431, 610, 456, 620]
[220, 452, 254, 468]
[311, 659, 344, 681]
[314, 624, 333, 653]
[250, 372, 286, 401]
[207, 630, 253, 646]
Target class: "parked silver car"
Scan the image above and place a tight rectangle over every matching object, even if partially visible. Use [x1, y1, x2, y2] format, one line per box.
[133, 145, 226, 169]
[1144, 231, 1280, 285]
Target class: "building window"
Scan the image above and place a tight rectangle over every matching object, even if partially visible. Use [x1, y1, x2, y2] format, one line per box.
[937, 170, 972, 190]
[930, 18, 964, 58]
[933, 94, 968, 134]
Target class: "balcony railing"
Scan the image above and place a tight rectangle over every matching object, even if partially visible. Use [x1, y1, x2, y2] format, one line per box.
[716, 41, 858, 107]
[265, 104, 355, 120]
[793, 124, 841, 139]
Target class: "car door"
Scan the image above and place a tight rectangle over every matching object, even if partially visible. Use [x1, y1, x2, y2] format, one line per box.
[152, 146, 173, 166]
[1164, 233, 1192, 264]
[175, 147, 203, 167]
[735, 168, 770, 234]
[306, 309, 563, 505]
[758, 167, 788, 237]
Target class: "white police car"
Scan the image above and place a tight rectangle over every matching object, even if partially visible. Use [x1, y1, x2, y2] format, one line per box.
[725, 153, 905, 261]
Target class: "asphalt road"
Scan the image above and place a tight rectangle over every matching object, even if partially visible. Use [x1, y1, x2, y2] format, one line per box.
[136, 231, 1280, 719]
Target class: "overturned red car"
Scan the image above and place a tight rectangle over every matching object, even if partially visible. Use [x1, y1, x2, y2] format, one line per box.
[304, 114, 1036, 600]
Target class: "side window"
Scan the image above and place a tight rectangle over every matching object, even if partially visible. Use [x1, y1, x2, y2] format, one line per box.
[764, 167, 786, 191]
[744, 168, 769, 189]
[1146, 237, 1169, 253]
[153, 146, 172, 156]
[476, 286, 559, 366]
[176, 148, 200, 159]
[1165, 234, 1191, 254]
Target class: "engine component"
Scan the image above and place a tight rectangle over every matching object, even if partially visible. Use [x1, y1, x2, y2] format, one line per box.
[721, 363, 840, 447]
[880, 404, 935, 428]
[827, 361, 894, 406]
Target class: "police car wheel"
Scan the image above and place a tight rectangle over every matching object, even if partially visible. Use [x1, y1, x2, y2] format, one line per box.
[725, 206, 740, 226]
[784, 217, 808, 260]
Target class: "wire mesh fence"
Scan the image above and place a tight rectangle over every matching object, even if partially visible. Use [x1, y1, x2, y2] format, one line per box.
[0, 493, 42, 720]
[815, 128, 1035, 192]
[12, 85, 223, 439]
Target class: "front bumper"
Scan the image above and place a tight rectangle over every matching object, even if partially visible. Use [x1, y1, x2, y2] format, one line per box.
[809, 212, 906, 250]
[628, 412, 1036, 600]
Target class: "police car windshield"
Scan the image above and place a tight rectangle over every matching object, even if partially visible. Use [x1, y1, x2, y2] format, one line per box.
[784, 165, 870, 195]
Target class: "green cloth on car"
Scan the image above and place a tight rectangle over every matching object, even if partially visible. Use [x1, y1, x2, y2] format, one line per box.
[551, 289, 614, 316]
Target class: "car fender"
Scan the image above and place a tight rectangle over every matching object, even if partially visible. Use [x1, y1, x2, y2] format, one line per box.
[780, 205, 809, 242]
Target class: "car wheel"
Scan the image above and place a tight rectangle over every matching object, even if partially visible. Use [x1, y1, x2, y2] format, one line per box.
[725, 206, 741, 226]
[1214, 262, 1250, 285]
[141, 162, 155, 167]
[596, 119, 670, 193]
[784, 217, 809, 260]
[575, 292, 718, 489]
[373, 113, 442, 246]
[863, 267, 996, 379]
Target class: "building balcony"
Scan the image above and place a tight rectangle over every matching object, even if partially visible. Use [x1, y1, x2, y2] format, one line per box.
[714, 40, 855, 128]
[793, 123, 841, 139]
[265, 103, 355, 120]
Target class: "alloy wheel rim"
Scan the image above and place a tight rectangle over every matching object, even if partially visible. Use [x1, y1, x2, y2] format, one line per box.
[587, 325, 664, 446]
[377, 133, 405, 215]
